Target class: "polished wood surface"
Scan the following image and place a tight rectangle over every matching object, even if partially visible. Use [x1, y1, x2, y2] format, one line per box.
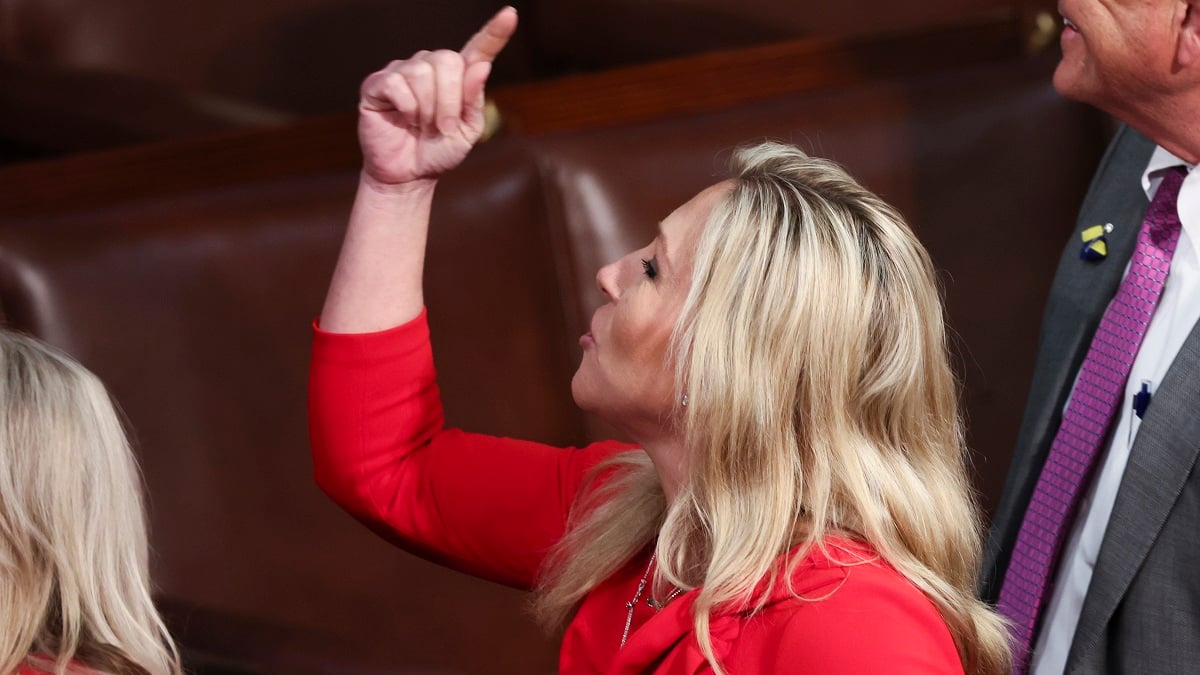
[492, 11, 1026, 133]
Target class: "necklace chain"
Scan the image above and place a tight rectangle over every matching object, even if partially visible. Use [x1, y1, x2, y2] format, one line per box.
[647, 586, 685, 610]
[619, 552, 684, 648]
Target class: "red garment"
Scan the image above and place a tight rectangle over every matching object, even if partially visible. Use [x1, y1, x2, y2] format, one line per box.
[309, 310, 965, 674]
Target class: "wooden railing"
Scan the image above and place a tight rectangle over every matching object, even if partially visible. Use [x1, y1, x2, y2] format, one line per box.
[491, 10, 1032, 134]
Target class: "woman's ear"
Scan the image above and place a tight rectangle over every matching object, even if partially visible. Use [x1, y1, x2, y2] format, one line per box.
[1178, 0, 1200, 68]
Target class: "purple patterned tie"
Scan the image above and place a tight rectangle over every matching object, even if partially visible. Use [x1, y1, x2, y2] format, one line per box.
[997, 166, 1187, 672]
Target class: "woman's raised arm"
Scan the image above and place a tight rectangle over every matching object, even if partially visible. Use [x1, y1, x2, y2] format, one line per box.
[319, 7, 517, 333]
[309, 8, 631, 589]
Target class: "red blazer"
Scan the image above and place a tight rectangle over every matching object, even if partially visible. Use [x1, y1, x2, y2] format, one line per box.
[309, 310, 964, 674]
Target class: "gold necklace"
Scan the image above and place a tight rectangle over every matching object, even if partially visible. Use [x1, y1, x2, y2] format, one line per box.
[619, 553, 685, 648]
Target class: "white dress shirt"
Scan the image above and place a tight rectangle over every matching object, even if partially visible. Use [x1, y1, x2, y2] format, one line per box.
[1031, 147, 1200, 674]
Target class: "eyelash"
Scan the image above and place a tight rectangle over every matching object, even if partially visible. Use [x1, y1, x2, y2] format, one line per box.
[641, 258, 658, 280]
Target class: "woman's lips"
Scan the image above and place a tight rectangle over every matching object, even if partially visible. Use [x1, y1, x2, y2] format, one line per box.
[580, 332, 595, 348]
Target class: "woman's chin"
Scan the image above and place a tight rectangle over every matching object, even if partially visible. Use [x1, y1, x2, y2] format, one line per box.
[569, 373, 593, 412]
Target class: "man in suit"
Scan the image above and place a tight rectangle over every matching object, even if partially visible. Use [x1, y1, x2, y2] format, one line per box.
[982, 2, 1200, 673]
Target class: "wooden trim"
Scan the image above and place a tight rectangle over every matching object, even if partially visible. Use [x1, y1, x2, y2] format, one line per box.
[490, 10, 1026, 134]
[0, 114, 359, 219]
[0, 11, 1030, 217]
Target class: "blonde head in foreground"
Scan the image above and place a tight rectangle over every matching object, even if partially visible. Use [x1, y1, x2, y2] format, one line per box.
[0, 331, 180, 675]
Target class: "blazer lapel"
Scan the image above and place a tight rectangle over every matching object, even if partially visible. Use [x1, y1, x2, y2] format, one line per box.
[1068, 320, 1200, 667]
[606, 591, 696, 673]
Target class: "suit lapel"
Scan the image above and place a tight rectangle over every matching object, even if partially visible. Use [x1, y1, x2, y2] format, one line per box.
[1041, 124, 1153, 410]
[1029, 130, 1149, 444]
[983, 126, 1155, 599]
[1069, 320, 1200, 667]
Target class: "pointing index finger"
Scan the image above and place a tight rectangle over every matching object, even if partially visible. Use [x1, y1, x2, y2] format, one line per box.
[461, 6, 518, 66]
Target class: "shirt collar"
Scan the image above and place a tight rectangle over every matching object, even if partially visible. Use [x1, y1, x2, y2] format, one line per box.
[1142, 145, 1199, 264]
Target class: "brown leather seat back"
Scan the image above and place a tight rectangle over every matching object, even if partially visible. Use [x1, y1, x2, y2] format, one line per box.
[0, 137, 570, 673]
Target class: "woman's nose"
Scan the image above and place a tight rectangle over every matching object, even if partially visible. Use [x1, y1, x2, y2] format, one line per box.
[596, 261, 620, 301]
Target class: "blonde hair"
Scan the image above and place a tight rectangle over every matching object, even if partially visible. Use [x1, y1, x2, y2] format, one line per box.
[0, 331, 181, 675]
[535, 142, 1010, 674]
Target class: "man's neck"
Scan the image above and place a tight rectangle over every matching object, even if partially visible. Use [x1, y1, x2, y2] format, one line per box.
[1116, 95, 1200, 165]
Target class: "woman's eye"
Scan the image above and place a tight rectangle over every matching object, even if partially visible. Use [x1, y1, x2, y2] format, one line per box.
[641, 258, 658, 280]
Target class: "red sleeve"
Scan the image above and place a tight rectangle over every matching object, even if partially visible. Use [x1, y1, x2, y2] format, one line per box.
[309, 309, 630, 590]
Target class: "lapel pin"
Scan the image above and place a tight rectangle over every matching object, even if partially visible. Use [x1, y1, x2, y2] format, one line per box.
[1079, 223, 1114, 262]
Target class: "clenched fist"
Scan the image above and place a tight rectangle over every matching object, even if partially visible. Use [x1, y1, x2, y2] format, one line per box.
[357, 7, 517, 187]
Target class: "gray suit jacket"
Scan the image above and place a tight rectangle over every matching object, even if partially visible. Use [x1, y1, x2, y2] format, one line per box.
[982, 125, 1200, 673]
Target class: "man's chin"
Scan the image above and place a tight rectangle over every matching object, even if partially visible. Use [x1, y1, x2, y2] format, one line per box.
[1052, 61, 1089, 103]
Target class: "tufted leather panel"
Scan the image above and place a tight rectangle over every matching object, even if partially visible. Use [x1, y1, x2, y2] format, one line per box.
[0, 137, 569, 674]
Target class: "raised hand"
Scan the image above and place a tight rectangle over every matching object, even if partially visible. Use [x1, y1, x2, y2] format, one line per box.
[357, 7, 517, 187]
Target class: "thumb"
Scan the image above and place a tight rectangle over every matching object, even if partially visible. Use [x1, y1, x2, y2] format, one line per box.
[462, 60, 493, 131]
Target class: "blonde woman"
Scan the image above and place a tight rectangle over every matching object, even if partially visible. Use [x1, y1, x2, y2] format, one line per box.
[0, 331, 181, 675]
[310, 8, 1010, 673]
